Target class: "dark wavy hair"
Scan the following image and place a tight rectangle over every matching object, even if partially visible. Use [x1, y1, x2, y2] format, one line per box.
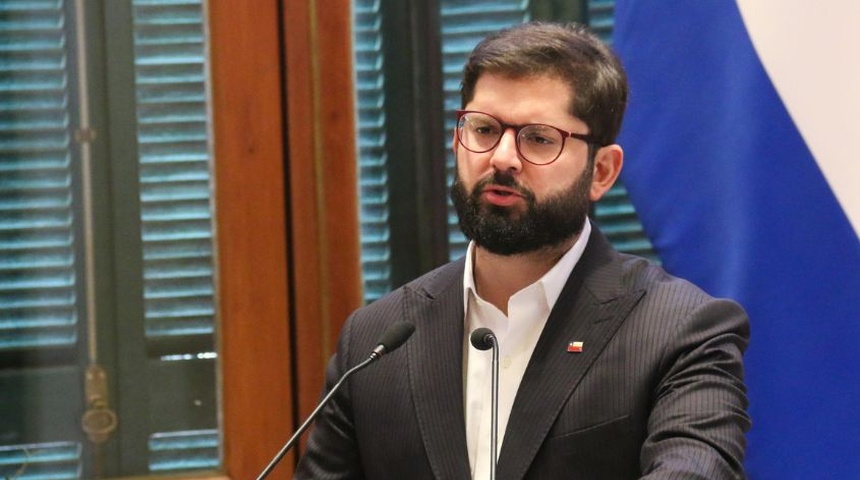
[460, 22, 628, 146]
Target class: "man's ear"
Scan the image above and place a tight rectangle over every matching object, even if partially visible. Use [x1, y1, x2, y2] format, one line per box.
[589, 144, 623, 202]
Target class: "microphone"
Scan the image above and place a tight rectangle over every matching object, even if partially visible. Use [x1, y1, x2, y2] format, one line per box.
[256, 321, 416, 480]
[470, 328, 495, 351]
[371, 321, 416, 358]
[470, 327, 499, 480]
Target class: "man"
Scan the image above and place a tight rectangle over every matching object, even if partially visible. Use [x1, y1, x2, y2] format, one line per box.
[295, 21, 749, 479]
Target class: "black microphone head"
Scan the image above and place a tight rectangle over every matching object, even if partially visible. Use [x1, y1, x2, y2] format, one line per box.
[376, 322, 416, 355]
[470, 327, 496, 351]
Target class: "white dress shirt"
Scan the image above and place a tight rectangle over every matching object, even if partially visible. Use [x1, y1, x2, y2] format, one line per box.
[462, 219, 592, 479]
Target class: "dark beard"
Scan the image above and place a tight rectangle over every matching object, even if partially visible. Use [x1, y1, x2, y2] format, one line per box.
[450, 167, 592, 256]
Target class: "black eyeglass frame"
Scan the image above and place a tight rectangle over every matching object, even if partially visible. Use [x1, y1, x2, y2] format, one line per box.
[455, 109, 601, 166]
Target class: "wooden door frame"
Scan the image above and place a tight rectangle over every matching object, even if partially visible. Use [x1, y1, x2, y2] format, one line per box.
[210, 0, 360, 478]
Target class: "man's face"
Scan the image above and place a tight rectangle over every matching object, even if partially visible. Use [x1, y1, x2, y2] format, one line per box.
[451, 73, 595, 255]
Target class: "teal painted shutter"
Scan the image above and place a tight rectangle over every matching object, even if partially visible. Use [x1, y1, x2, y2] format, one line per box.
[440, 0, 532, 260]
[593, 183, 657, 261]
[585, 0, 658, 261]
[0, 0, 78, 357]
[0, 1, 84, 477]
[0, 1, 219, 477]
[133, 1, 216, 343]
[587, 0, 615, 41]
[131, 0, 219, 472]
[353, 0, 392, 303]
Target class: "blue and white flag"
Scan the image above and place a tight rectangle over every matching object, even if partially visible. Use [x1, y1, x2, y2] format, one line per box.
[613, 1, 860, 478]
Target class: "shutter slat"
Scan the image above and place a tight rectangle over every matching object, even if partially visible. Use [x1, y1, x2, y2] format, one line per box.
[148, 430, 218, 472]
[0, 442, 81, 479]
[587, 0, 615, 42]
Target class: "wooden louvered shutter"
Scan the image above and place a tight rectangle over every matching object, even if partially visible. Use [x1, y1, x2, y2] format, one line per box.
[129, 0, 219, 473]
[134, 1, 216, 342]
[0, 1, 220, 478]
[353, 0, 392, 303]
[0, 1, 85, 477]
[585, 0, 657, 261]
[0, 0, 78, 352]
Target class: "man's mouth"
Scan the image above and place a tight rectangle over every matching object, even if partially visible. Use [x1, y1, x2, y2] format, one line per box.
[481, 185, 523, 206]
[483, 185, 520, 197]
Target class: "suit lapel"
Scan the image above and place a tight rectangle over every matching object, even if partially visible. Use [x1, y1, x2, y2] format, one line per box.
[404, 260, 472, 479]
[496, 232, 645, 480]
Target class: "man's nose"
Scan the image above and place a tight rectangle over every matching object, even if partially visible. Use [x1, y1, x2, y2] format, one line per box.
[489, 129, 522, 173]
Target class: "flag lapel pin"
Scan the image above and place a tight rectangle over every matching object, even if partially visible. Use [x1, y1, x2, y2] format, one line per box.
[567, 341, 584, 353]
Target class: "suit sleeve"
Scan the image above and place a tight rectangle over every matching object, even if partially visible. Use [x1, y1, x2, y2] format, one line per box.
[639, 298, 751, 480]
[293, 314, 366, 480]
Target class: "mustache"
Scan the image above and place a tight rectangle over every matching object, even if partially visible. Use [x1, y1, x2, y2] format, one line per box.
[474, 171, 536, 201]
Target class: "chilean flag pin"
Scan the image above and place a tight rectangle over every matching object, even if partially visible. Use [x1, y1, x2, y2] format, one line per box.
[567, 341, 584, 353]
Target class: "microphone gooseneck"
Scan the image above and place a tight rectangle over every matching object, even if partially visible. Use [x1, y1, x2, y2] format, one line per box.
[256, 321, 416, 480]
[470, 327, 499, 480]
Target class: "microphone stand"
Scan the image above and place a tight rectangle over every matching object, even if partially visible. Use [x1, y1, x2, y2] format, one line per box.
[256, 321, 415, 480]
[255, 355, 376, 480]
[489, 335, 499, 480]
[470, 328, 499, 480]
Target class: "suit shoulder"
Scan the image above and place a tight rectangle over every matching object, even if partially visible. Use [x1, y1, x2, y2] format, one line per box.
[347, 259, 464, 324]
[615, 252, 747, 322]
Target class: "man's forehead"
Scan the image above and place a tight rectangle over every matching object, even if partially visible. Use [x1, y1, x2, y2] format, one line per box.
[470, 73, 579, 123]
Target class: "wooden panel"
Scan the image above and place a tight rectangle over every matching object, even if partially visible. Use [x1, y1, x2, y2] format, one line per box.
[207, 0, 360, 477]
[284, 0, 363, 428]
[208, 1, 293, 478]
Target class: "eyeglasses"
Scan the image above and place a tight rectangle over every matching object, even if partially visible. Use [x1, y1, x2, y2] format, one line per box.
[455, 110, 600, 165]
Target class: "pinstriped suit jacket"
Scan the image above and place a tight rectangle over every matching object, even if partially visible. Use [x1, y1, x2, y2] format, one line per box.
[294, 228, 750, 479]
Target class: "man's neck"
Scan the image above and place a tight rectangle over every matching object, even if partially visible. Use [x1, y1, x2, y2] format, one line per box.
[472, 235, 578, 315]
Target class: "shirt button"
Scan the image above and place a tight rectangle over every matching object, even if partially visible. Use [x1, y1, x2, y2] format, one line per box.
[501, 357, 512, 369]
